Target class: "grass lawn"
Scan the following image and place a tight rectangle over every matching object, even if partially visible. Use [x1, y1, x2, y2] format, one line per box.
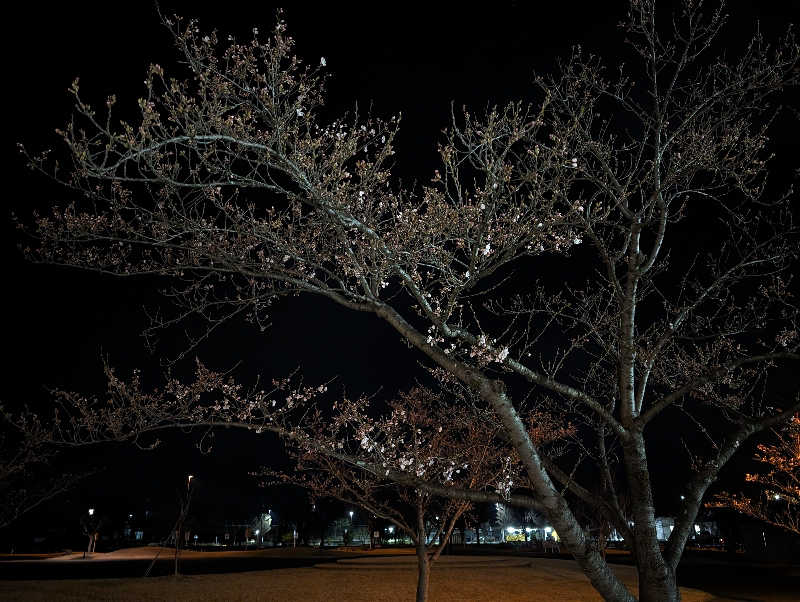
[0, 551, 754, 601]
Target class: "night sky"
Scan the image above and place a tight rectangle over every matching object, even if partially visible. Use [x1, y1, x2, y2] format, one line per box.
[4, 2, 799, 539]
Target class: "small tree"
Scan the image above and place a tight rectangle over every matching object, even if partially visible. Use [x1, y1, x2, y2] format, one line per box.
[264, 386, 516, 602]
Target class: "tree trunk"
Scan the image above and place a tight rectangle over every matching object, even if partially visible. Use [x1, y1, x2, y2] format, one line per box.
[174, 527, 181, 576]
[622, 433, 680, 602]
[414, 492, 432, 602]
[639, 564, 679, 602]
[415, 540, 431, 602]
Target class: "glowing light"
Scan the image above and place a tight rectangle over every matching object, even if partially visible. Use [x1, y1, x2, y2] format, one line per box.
[507, 526, 516, 533]
[694, 524, 700, 533]
[88, 508, 95, 516]
[544, 527, 552, 533]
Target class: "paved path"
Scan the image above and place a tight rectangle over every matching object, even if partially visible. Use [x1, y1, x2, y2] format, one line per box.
[316, 555, 531, 570]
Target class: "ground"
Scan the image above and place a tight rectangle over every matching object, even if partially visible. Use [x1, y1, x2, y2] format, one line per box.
[0, 547, 796, 601]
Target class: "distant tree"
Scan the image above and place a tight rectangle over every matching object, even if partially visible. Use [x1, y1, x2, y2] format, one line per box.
[709, 413, 800, 536]
[470, 502, 494, 545]
[494, 502, 511, 541]
[15, 2, 800, 600]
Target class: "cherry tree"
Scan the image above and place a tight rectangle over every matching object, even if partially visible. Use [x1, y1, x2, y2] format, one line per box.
[709, 413, 800, 536]
[17, 2, 800, 600]
[264, 386, 516, 602]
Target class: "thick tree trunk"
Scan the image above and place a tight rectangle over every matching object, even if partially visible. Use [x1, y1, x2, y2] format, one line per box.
[483, 386, 636, 602]
[639, 563, 679, 602]
[622, 433, 680, 602]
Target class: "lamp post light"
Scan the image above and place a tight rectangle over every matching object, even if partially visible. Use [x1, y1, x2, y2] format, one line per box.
[88, 508, 95, 516]
[187, 474, 194, 490]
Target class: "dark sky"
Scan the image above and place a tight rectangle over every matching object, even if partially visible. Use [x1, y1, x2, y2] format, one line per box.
[4, 1, 799, 535]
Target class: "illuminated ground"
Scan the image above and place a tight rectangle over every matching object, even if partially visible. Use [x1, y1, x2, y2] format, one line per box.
[2, 548, 787, 601]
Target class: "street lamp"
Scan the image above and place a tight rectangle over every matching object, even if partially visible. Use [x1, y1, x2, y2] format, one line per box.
[88, 508, 95, 516]
[349, 511, 354, 521]
[187, 474, 194, 489]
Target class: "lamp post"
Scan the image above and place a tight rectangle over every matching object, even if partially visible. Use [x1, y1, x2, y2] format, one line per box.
[84, 508, 97, 557]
